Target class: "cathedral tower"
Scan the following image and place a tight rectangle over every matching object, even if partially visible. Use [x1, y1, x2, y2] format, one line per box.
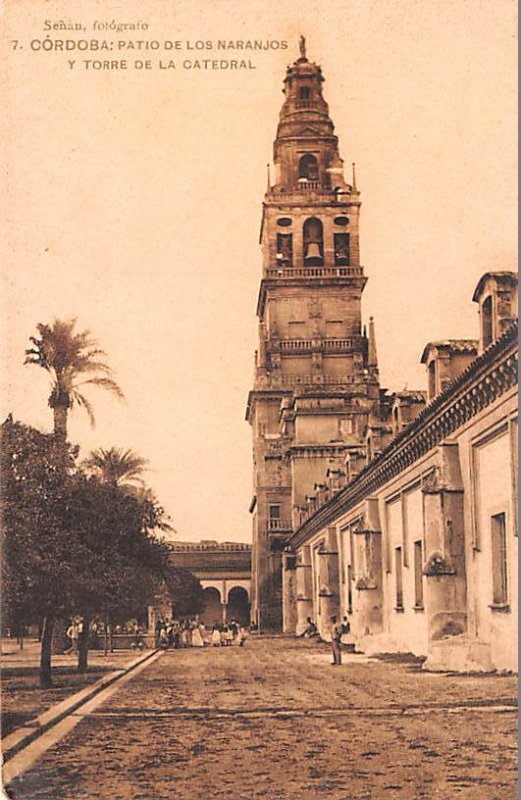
[246, 39, 379, 631]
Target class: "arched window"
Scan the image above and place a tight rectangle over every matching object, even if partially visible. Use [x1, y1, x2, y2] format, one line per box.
[334, 233, 350, 265]
[298, 154, 319, 182]
[303, 217, 324, 265]
[276, 233, 293, 265]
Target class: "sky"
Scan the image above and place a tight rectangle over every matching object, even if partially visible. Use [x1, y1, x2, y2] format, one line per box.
[2, 0, 517, 543]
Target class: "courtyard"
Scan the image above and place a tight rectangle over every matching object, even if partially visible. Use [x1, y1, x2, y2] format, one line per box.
[4, 636, 517, 800]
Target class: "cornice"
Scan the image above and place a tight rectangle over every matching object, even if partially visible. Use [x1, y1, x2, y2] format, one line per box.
[257, 275, 367, 317]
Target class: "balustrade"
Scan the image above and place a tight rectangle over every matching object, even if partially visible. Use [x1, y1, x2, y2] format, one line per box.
[274, 338, 353, 353]
[266, 267, 363, 279]
[268, 518, 293, 531]
[270, 374, 356, 386]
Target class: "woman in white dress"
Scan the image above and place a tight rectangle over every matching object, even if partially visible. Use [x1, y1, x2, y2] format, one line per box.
[199, 622, 207, 646]
[192, 623, 204, 647]
[211, 624, 221, 646]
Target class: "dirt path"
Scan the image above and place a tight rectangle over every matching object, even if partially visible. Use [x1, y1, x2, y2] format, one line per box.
[5, 638, 517, 799]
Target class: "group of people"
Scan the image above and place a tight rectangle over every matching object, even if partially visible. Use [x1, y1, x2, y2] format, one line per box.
[155, 618, 248, 650]
[210, 620, 247, 647]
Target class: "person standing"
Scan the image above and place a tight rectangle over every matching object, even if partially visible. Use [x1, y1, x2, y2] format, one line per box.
[211, 622, 221, 646]
[65, 620, 79, 654]
[192, 622, 204, 648]
[330, 615, 342, 666]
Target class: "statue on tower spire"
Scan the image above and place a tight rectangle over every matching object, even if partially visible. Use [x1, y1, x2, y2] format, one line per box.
[299, 35, 307, 60]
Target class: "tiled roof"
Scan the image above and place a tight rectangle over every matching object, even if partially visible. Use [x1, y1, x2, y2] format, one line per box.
[421, 339, 478, 363]
[394, 390, 428, 403]
[168, 541, 252, 552]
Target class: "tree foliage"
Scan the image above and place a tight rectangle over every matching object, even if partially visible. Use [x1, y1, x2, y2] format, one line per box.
[24, 319, 124, 432]
[2, 416, 203, 683]
[162, 562, 204, 617]
[82, 447, 148, 490]
[1, 416, 79, 625]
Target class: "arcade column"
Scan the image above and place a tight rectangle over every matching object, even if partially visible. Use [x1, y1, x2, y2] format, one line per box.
[295, 545, 314, 635]
[422, 445, 467, 648]
[282, 548, 298, 633]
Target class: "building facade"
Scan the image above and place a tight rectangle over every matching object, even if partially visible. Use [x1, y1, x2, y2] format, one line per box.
[169, 541, 251, 626]
[285, 273, 518, 672]
[246, 41, 517, 670]
[246, 38, 380, 631]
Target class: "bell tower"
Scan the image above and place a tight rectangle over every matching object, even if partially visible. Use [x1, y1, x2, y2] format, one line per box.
[246, 38, 379, 631]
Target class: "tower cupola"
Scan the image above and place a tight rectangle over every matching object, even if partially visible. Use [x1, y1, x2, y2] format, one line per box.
[272, 36, 349, 193]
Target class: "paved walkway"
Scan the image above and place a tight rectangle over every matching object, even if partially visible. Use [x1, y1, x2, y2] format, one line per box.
[5, 637, 518, 799]
[1, 639, 139, 738]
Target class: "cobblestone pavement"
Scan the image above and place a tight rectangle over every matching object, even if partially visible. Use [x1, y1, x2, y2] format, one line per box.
[5, 638, 517, 800]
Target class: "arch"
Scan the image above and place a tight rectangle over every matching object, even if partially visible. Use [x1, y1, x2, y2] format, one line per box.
[227, 586, 250, 626]
[303, 217, 324, 265]
[227, 584, 250, 602]
[201, 586, 222, 628]
[298, 154, 319, 181]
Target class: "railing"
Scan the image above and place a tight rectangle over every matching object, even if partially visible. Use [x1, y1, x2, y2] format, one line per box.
[268, 374, 356, 386]
[323, 338, 354, 351]
[275, 338, 354, 354]
[279, 339, 313, 352]
[295, 100, 312, 109]
[268, 519, 293, 531]
[297, 180, 322, 189]
[265, 267, 363, 279]
[267, 188, 342, 202]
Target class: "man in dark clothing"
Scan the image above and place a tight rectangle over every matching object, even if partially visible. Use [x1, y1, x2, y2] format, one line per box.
[330, 615, 342, 665]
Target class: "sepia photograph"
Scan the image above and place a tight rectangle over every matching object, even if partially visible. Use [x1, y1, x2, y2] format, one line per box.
[1, 0, 518, 798]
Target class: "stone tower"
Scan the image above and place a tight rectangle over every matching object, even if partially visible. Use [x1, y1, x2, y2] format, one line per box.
[246, 38, 380, 631]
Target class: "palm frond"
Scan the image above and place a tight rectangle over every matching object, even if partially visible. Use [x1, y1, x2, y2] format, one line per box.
[72, 390, 96, 428]
[26, 318, 124, 433]
[77, 377, 125, 400]
[83, 446, 148, 488]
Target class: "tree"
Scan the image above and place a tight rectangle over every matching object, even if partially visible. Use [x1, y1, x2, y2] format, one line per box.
[24, 320, 125, 655]
[24, 319, 124, 443]
[63, 474, 171, 671]
[162, 563, 204, 618]
[1, 416, 82, 686]
[82, 447, 148, 490]
[1, 417, 186, 681]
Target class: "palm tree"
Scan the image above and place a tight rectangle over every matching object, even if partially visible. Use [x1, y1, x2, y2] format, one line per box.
[25, 319, 124, 676]
[83, 447, 148, 490]
[82, 447, 174, 532]
[25, 319, 124, 443]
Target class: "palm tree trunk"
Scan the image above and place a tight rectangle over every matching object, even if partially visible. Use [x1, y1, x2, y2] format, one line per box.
[40, 615, 54, 688]
[53, 404, 68, 443]
[50, 402, 69, 655]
